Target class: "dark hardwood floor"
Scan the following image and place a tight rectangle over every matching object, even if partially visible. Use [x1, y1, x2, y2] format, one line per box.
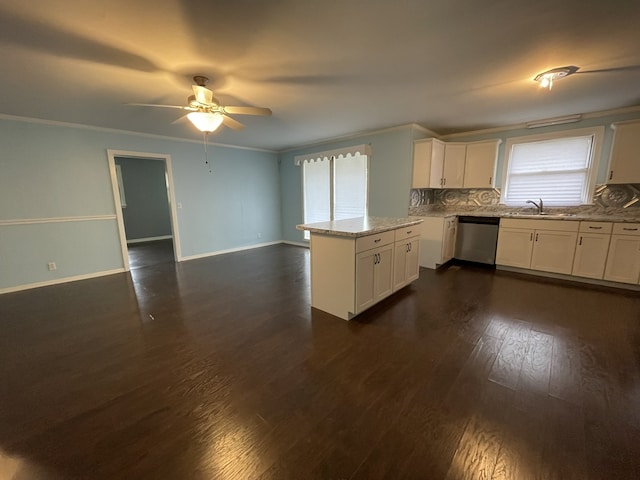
[0, 245, 639, 479]
[127, 239, 175, 270]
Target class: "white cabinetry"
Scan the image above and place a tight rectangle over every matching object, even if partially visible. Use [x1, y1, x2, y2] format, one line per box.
[572, 222, 612, 279]
[608, 121, 640, 184]
[603, 223, 640, 284]
[308, 224, 421, 320]
[441, 144, 466, 188]
[496, 218, 578, 274]
[412, 138, 445, 188]
[463, 140, 501, 188]
[392, 228, 421, 291]
[414, 215, 457, 269]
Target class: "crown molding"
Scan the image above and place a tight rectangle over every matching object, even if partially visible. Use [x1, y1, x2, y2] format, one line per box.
[0, 113, 277, 153]
[439, 105, 640, 140]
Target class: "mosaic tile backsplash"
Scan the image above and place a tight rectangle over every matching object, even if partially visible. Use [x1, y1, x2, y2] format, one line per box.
[409, 184, 640, 218]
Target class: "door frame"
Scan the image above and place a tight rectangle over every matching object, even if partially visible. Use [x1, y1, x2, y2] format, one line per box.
[107, 149, 181, 271]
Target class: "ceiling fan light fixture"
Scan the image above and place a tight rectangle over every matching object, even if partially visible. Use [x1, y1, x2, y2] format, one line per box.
[534, 66, 579, 90]
[187, 111, 224, 132]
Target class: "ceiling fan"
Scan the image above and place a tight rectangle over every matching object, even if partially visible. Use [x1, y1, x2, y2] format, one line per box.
[129, 75, 272, 133]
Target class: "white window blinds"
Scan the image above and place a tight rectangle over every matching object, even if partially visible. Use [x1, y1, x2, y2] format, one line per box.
[300, 146, 369, 239]
[503, 135, 594, 206]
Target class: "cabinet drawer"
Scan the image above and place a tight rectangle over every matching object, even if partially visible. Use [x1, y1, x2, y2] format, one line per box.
[356, 230, 395, 253]
[613, 223, 640, 236]
[394, 226, 420, 242]
[579, 221, 612, 234]
[500, 218, 579, 232]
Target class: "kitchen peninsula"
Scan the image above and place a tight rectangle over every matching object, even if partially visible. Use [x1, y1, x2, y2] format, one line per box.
[297, 216, 423, 320]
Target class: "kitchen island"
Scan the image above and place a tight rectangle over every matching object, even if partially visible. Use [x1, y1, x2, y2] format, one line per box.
[297, 216, 423, 320]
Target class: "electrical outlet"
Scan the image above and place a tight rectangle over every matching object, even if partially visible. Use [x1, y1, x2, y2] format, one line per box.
[177, 202, 182, 209]
[47, 262, 57, 271]
[257, 232, 262, 239]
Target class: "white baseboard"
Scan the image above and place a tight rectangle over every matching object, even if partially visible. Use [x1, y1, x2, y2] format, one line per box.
[282, 240, 309, 248]
[496, 265, 640, 291]
[179, 240, 283, 262]
[127, 235, 173, 244]
[0, 268, 125, 295]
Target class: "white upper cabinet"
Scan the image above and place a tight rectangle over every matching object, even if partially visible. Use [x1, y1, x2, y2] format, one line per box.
[608, 120, 640, 184]
[412, 138, 445, 188]
[442, 144, 466, 188]
[463, 140, 501, 188]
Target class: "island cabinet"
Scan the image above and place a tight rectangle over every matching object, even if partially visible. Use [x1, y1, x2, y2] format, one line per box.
[572, 222, 613, 279]
[608, 120, 640, 184]
[299, 217, 423, 320]
[496, 218, 578, 274]
[603, 223, 640, 284]
[392, 227, 421, 291]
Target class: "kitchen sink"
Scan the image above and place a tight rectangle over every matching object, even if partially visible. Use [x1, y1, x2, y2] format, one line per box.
[504, 212, 577, 218]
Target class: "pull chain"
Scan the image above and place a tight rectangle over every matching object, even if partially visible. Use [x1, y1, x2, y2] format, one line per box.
[203, 132, 212, 173]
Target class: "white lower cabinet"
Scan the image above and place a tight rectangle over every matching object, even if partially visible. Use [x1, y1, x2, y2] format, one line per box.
[496, 219, 578, 274]
[413, 215, 456, 269]
[572, 222, 613, 279]
[309, 225, 421, 321]
[356, 243, 394, 313]
[603, 223, 640, 284]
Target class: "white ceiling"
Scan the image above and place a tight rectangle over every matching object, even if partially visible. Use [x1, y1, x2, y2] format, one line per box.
[0, 0, 639, 150]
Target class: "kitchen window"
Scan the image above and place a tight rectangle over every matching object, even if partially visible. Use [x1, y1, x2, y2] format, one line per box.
[296, 144, 370, 240]
[501, 127, 604, 207]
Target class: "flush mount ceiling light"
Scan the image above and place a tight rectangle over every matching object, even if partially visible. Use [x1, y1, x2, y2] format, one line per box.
[534, 66, 579, 90]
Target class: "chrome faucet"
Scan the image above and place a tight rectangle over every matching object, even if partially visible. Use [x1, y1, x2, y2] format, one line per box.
[526, 198, 544, 214]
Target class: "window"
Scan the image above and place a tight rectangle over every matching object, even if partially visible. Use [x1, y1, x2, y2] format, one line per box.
[501, 127, 604, 207]
[297, 145, 370, 240]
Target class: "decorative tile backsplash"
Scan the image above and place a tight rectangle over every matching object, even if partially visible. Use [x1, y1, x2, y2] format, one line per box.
[409, 184, 640, 217]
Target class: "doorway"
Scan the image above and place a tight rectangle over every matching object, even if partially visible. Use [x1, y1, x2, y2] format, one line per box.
[107, 150, 181, 271]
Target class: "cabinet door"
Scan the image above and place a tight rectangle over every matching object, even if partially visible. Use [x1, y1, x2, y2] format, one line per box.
[463, 141, 499, 188]
[441, 218, 457, 263]
[496, 228, 534, 268]
[603, 235, 640, 284]
[412, 140, 432, 189]
[355, 250, 376, 313]
[608, 122, 640, 184]
[392, 238, 421, 291]
[530, 231, 578, 275]
[393, 242, 409, 291]
[374, 244, 394, 301]
[572, 233, 611, 279]
[442, 144, 466, 188]
[405, 238, 421, 284]
[428, 140, 446, 188]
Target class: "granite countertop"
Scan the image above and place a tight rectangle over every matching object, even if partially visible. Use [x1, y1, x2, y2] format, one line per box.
[412, 211, 640, 223]
[296, 216, 423, 238]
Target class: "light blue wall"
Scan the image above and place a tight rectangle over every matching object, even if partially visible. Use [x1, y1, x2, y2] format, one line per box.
[115, 157, 172, 241]
[279, 125, 416, 243]
[443, 111, 640, 188]
[0, 117, 281, 290]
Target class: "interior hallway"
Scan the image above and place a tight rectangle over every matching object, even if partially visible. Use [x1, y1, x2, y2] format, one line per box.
[0, 244, 639, 479]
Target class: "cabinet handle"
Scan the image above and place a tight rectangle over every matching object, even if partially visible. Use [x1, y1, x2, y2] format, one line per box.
[588, 226, 603, 230]
[535, 233, 539, 242]
[489, 176, 492, 185]
[374, 238, 381, 243]
[443, 178, 446, 186]
[377, 253, 381, 264]
[623, 227, 638, 231]
[406, 230, 412, 235]
[609, 170, 614, 180]
[530, 233, 533, 241]
[579, 236, 583, 246]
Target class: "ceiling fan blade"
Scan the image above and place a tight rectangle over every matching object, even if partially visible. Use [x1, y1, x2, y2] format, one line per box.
[223, 105, 272, 116]
[222, 115, 245, 130]
[171, 114, 189, 124]
[127, 103, 187, 110]
[192, 85, 214, 105]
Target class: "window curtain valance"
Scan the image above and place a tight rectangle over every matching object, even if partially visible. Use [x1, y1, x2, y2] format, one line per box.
[294, 143, 371, 166]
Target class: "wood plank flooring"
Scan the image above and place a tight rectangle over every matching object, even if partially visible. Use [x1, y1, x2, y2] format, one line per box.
[0, 245, 639, 479]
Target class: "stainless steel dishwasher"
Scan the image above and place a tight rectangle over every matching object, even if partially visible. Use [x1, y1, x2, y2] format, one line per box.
[454, 216, 500, 265]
